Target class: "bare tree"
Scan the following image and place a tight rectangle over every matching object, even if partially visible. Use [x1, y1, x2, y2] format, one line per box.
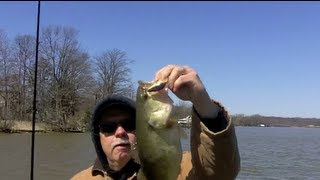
[0, 26, 135, 132]
[12, 35, 36, 121]
[39, 25, 93, 130]
[0, 30, 13, 122]
[94, 48, 134, 100]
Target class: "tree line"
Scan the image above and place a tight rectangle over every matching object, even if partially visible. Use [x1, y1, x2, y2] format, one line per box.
[0, 25, 135, 131]
[232, 114, 320, 127]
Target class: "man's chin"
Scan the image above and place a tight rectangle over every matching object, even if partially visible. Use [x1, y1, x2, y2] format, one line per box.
[114, 146, 132, 158]
[115, 151, 132, 163]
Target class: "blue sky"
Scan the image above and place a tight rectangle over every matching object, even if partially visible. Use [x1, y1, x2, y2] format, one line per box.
[1, 2, 319, 118]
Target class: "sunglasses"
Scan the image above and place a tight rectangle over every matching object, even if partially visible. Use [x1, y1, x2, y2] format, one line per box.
[99, 119, 135, 134]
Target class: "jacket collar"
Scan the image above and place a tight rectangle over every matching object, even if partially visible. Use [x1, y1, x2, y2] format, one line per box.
[92, 158, 140, 179]
[92, 158, 105, 175]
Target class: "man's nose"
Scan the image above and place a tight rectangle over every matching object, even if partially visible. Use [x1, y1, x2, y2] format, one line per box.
[114, 125, 128, 137]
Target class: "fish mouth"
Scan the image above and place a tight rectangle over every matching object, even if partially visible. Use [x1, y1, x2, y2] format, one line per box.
[138, 79, 168, 93]
[147, 81, 167, 92]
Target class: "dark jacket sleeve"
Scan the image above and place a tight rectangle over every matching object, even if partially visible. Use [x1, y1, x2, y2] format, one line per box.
[189, 100, 241, 180]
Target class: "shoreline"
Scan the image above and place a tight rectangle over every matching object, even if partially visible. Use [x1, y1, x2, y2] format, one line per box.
[1, 125, 320, 134]
[0, 120, 86, 133]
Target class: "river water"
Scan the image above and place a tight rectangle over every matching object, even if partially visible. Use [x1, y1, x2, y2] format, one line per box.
[0, 127, 319, 180]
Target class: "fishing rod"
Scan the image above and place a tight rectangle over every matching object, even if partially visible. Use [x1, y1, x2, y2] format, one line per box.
[31, 1, 41, 180]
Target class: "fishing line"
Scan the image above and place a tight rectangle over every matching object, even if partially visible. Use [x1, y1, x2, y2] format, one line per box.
[31, 1, 41, 180]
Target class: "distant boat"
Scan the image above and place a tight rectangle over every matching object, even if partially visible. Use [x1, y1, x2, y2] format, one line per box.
[259, 124, 266, 127]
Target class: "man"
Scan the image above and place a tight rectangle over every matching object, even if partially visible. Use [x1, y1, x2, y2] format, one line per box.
[71, 65, 240, 180]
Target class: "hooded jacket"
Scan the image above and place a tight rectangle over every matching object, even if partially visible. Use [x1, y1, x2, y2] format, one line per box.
[71, 95, 240, 180]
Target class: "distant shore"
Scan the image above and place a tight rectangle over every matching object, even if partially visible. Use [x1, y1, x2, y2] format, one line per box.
[1, 120, 320, 134]
[0, 121, 85, 133]
[235, 125, 320, 128]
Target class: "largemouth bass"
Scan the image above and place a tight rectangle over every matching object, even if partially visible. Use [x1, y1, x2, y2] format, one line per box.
[136, 79, 182, 180]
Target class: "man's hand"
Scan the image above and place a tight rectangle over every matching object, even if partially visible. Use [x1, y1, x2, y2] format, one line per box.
[154, 64, 220, 119]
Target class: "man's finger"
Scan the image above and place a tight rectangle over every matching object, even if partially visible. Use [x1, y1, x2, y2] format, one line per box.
[154, 64, 174, 81]
[168, 66, 186, 89]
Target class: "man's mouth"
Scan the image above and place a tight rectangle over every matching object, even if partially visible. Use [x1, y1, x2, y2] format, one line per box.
[114, 142, 131, 149]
